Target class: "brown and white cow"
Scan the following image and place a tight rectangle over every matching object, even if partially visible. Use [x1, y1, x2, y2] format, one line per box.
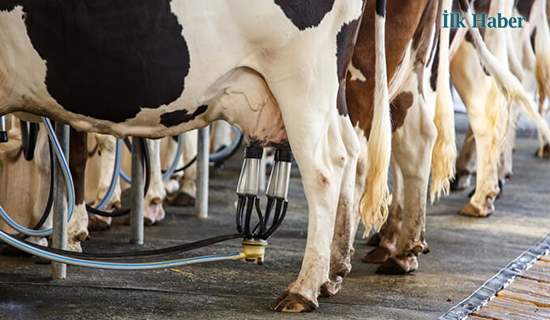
[451, 0, 550, 217]
[332, 0, 457, 277]
[0, 0, 392, 312]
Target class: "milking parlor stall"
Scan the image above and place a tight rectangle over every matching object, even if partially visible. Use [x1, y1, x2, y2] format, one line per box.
[3, 1, 550, 319]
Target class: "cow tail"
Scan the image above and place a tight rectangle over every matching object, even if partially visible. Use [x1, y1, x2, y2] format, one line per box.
[457, 0, 550, 150]
[430, 0, 456, 203]
[359, 0, 391, 235]
[534, 0, 550, 156]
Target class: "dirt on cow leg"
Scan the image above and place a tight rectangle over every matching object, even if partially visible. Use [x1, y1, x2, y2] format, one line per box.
[363, 204, 402, 264]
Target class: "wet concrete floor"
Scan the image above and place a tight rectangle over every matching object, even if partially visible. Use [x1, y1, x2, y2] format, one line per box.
[1, 118, 550, 319]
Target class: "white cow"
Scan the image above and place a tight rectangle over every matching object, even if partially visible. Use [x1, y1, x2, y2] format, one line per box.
[0, 0, 390, 311]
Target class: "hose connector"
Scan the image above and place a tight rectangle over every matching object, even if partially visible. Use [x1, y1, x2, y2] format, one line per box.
[0, 116, 8, 143]
[241, 239, 267, 264]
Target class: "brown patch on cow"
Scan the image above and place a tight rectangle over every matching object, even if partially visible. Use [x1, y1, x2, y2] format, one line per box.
[69, 129, 88, 205]
[516, 0, 535, 21]
[412, 0, 440, 97]
[390, 91, 414, 130]
[347, 0, 430, 139]
[317, 170, 330, 189]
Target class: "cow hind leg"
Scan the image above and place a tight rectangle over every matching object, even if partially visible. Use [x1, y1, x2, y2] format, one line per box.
[143, 139, 166, 225]
[320, 118, 361, 298]
[67, 129, 90, 252]
[364, 158, 403, 264]
[26, 124, 52, 247]
[377, 89, 436, 275]
[268, 75, 356, 312]
[458, 85, 502, 217]
[167, 129, 197, 207]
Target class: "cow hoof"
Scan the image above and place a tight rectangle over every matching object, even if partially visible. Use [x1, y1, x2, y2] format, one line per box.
[75, 230, 90, 242]
[320, 277, 343, 298]
[271, 292, 317, 313]
[376, 256, 417, 275]
[450, 174, 471, 192]
[535, 143, 550, 158]
[144, 216, 155, 226]
[459, 203, 492, 218]
[366, 233, 381, 246]
[363, 246, 390, 264]
[88, 215, 111, 231]
[167, 191, 195, 207]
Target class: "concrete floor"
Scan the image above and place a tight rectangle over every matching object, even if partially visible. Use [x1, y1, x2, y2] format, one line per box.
[1, 118, 550, 319]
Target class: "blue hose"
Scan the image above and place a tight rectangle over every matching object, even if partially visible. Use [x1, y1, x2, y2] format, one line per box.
[0, 118, 74, 237]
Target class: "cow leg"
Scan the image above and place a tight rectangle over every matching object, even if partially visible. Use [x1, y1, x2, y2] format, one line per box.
[452, 44, 502, 218]
[377, 88, 436, 275]
[452, 126, 476, 191]
[143, 139, 166, 225]
[88, 134, 121, 231]
[363, 158, 403, 264]
[460, 85, 501, 217]
[270, 85, 357, 312]
[498, 107, 519, 184]
[161, 136, 183, 195]
[167, 129, 197, 206]
[67, 129, 89, 252]
[320, 122, 363, 298]
[26, 124, 52, 246]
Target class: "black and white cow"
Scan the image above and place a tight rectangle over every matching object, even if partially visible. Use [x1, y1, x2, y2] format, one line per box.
[0, 0, 393, 312]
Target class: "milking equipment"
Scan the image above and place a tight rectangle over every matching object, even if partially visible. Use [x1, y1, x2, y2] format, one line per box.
[0, 118, 293, 271]
[0, 116, 8, 143]
[235, 146, 292, 263]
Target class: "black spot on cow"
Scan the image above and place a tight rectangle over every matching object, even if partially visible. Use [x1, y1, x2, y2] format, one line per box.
[335, 16, 362, 116]
[161, 105, 208, 127]
[516, 0, 535, 21]
[531, 27, 537, 52]
[376, 0, 386, 18]
[430, 45, 439, 92]
[274, 0, 335, 30]
[457, 0, 470, 12]
[1, 1, 190, 123]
